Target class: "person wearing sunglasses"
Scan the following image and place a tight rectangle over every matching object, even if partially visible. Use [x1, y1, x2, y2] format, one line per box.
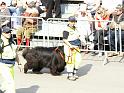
[0, 26, 17, 93]
[89, 7, 110, 56]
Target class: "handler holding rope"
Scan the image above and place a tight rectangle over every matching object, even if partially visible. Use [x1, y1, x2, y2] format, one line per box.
[63, 16, 82, 81]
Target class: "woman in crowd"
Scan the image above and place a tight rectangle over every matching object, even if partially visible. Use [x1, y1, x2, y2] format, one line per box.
[89, 7, 110, 56]
[16, 0, 39, 47]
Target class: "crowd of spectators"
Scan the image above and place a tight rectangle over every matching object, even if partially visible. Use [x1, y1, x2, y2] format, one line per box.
[0, 0, 124, 56]
[73, 0, 124, 57]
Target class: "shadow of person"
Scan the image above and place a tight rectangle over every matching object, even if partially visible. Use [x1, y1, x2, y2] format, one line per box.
[0, 90, 4, 93]
[16, 85, 40, 93]
[78, 64, 93, 77]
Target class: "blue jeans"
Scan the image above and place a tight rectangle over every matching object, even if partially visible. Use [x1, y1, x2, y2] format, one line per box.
[9, 6, 25, 25]
[107, 29, 124, 51]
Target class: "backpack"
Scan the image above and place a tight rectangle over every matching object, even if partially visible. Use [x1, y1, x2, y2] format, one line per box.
[0, 38, 4, 53]
[0, 34, 15, 54]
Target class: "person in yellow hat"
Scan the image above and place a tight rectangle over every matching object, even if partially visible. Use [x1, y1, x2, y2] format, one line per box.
[63, 16, 82, 81]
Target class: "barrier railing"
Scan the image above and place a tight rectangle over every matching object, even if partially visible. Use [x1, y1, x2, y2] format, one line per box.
[0, 15, 123, 64]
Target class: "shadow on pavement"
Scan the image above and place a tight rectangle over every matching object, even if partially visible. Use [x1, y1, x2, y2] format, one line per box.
[78, 64, 93, 77]
[16, 85, 40, 93]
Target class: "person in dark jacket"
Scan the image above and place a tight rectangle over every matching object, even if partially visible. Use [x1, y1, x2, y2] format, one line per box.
[45, 0, 61, 20]
[108, 4, 124, 57]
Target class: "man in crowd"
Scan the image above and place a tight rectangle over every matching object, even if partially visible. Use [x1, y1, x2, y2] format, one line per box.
[9, 0, 27, 28]
[0, 1, 11, 27]
[101, 0, 122, 15]
[45, 0, 61, 20]
[108, 4, 124, 57]
[84, 0, 101, 16]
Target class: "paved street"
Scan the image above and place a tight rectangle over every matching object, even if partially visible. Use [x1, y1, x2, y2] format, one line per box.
[15, 53, 124, 93]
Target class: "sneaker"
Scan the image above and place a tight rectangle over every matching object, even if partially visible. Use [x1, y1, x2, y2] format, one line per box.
[67, 76, 76, 81]
[108, 52, 118, 57]
[98, 52, 103, 57]
[119, 52, 124, 57]
[84, 47, 89, 54]
[73, 74, 79, 79]
[89, 43, 94, 50]
[113, 52, 118, 56]
[91, 52, 97, 56]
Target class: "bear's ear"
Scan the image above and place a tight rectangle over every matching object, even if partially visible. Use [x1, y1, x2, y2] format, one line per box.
[22, 48, 30, 58]
[58, 46, 64, 51]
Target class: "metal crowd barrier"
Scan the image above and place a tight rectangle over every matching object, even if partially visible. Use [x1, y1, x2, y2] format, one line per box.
[0, 15, 124, 64]
[45, 18, 124, 65]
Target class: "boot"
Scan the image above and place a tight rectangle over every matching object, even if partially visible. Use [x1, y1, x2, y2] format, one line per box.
[17, 38, 22, 45]
[67, 72, 76, 81]
[26, 38, 30, 46]
[17, 38, 23, 51]
[73, 69, 79, 79]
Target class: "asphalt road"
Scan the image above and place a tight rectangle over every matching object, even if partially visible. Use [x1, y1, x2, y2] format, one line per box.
[15, 53, 124, 93]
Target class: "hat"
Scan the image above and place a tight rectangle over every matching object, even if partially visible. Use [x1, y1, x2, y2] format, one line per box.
[116, 4, 122, 10]
[78, 3, 87, 12]
[69, 16, 76, 22]
[2, 26, 12, 33]
[26, 0, 36, 5]
[0, 1, 6, 5]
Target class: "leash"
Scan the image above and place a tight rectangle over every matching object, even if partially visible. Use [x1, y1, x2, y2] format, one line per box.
[54, 47, 65, 61]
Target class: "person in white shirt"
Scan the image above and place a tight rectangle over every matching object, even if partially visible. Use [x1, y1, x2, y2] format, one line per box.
[101, 0, 122, 14]
[63, 16, 82, 81]
[84, 0, 101, 16]
[9, 0, 27, 28]
[0, 26, 17, 93]
[75, 8, 92, 46]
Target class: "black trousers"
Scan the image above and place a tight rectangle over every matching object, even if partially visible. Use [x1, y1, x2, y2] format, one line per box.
[93, 30, 107, 50]
[46, 0, 61, 19]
